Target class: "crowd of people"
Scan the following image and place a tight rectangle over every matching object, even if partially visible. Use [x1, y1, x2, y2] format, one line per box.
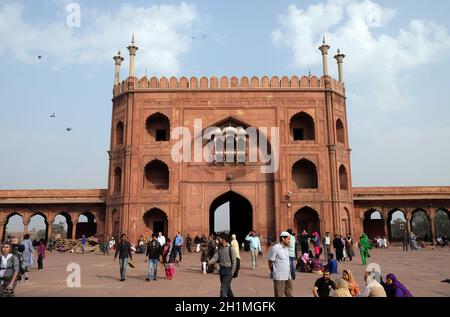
[0, 227, 424, 298]
[0, 234, 47, 297]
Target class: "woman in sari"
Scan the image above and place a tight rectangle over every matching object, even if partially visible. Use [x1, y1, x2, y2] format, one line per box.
[359, 233, 372, 265]
[162, 238, 175, 280]
[383, 273, 413, 297]
[342, 269, 360, 297]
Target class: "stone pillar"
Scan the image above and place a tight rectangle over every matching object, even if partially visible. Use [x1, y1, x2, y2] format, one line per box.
[318, 36, 330, 77]
[127, 33, 138, 79]
[71, 221, 78, 240]
[47, 220, 53, 241]
[334, 49, 346, 83]
[0, 220, 5, 242]
[23, 219, 30, 236]
[429, 209, 435, 244]
[113, 51, 124, 86]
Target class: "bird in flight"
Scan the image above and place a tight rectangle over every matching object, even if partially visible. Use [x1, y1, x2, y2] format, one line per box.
[38, 56, 42, 59]
[66, 127, 72, 131]
[50, 113, 55, 118]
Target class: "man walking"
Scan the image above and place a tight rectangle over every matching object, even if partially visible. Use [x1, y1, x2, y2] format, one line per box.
[268, 231, 292, 297]
[208, 233, 237, 297]
[81, 235, 87, 254]
[245, 230, 261, 270]
[157, 232, 166, 246]
[145, 233, 161, 281]
[173, 232, 184, 263]
[322, 232, 331, 262]
[114, 234, 133, 281]
[402, 230, 409, 251]
[286, 229, 296, 280]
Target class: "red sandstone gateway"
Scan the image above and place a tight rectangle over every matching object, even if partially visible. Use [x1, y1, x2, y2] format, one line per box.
[0, 36, 449, 244]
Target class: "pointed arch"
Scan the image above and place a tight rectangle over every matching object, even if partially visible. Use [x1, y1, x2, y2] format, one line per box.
[290, 112, 315, 141]
[292, 159, 318, 189]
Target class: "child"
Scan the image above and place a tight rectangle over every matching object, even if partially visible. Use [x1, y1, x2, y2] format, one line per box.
[326, 253, 338, 274]
[200, 245, 208, 274]
[37, 239, 46, 270]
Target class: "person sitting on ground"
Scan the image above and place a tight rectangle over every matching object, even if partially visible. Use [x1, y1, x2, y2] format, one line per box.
[342, 269, 360, 297]
[312, 269, 336, 297]
[310, 254, 324, 275]
[333, 277, 352, 297]
[383, 273, 413, 297]
[359, 272, 387, 297]
[298, 253, 311, 273]
[326, 253, 338, 274]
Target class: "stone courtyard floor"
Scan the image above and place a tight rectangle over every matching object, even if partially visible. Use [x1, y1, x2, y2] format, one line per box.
[15, 246, 450, 297]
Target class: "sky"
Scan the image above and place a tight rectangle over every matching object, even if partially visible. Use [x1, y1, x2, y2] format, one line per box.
[1, 0, 450, 192]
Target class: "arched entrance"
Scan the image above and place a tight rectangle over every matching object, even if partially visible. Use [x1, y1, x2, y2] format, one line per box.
[294, 207, 320, 235]
[411, 209, 432, 242]
[143, 208, 168, 237]
[3, 213, 24, 242]
[209, 191, 252, 245]
[54, 212, 72, 240]
[29, 212, 48, 243]
[434, 209, 450, 238]
[76, 212, 97, 238]
[388, 209, 407, 242]
[363, 209, 385, 239]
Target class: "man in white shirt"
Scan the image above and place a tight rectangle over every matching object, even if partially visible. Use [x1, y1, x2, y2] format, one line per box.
[322, 232, 331, 262]
[268, 231, 292, 297]
[157, 232, 166, 246]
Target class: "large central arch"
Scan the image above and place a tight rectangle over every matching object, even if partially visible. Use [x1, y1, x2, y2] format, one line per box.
[209, 191, 253, 245]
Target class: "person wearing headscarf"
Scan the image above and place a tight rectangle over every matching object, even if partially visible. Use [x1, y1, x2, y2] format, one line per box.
[342, 269, 360, 297]
[359, 272, 387, 297]
[298, 253, 311, 273]
[383, 273, 413, 297]
[333, 277, 352, 297]
[358, 233, 372, 265]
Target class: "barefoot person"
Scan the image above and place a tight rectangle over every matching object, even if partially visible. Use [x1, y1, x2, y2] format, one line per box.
[145, 233, 161, 282]
[268, 231, 292, 297]
[359, 233, 372, 265]
[114, 234, 133, 281]
[208, 233, 237, 297]
[162, 238, 175, 280]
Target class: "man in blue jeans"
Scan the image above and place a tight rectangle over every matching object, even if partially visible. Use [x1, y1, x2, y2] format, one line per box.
[173, 232, 184, 263]
[114, 234, 133, 281]
[145, 233, 161, 281]
[208, 233, 237, 297]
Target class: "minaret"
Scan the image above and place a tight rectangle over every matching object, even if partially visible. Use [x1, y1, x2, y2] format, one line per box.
[318, 35, 331, 77]
[127, 33, 138, 78]
[334, 49, 346, 83]
[113, 51, 124, 86]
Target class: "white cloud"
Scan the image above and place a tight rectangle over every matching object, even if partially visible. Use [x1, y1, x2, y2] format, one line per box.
[0, 2, 203, 75]
[271, 0, 450, 111]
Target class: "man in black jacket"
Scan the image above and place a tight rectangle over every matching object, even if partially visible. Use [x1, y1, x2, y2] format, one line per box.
[114, 234, 133, 281]
[145, 233, 161, 281]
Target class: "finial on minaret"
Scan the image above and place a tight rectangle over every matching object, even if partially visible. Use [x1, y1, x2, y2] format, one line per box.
[334, 48, 346, 83]
[308, 68, 312, 78]
[113, 50, 125, 86]
[318, 35, 331, 77]
[127, 33, 139, 79]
